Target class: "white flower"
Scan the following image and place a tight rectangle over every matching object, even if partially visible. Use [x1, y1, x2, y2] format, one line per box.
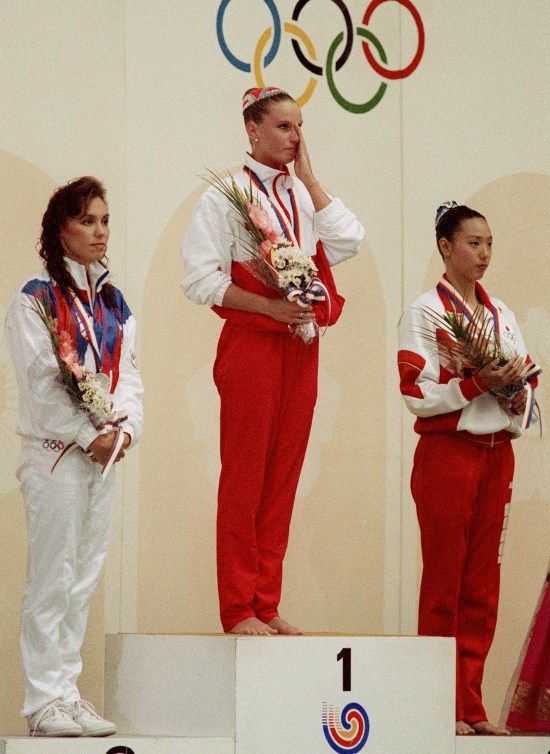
[272, 249, 288, 269]
[278, 270, 295, 288]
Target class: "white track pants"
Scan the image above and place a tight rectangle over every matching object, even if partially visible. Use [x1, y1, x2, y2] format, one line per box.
[17, 438, 116, 717]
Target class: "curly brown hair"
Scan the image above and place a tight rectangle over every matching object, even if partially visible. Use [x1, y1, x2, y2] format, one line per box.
[39, 176, 116, 306]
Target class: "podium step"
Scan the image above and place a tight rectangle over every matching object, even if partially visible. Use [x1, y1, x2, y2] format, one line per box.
[105, 634, 235, 738]
[2, 731, 548, 754]
[456, 736, 550, 754]
[0, 738, 234, 754]
[105, 633, 457, 753]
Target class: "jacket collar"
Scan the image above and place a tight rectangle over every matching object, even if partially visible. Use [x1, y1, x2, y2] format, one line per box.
[244, 152, 295, 191]
[63, 257, 110, 296]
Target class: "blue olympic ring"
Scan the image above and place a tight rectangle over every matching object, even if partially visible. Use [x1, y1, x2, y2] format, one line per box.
[217, 0, 281, 72]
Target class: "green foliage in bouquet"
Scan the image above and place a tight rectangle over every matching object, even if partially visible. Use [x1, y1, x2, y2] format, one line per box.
[418, 302, 524, 398]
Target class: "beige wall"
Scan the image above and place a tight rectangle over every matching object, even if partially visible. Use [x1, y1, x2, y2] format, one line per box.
[0, 1, 126, 734]
[0, 0, 548, 734]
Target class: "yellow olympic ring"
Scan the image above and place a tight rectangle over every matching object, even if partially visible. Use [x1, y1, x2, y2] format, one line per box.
[253, 22, 318, 108]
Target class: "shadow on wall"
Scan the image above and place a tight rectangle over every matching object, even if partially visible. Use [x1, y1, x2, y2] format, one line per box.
[426, 172, 550, 724]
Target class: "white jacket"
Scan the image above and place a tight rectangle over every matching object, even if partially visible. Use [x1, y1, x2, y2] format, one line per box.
[5, 258, 143, 450]
[181, 153, 365, 306]
[398, 276, 538, 437]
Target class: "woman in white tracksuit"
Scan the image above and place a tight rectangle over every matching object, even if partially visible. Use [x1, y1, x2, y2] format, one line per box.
[5, 177, 143, 737]
[397, 202, 540, 736]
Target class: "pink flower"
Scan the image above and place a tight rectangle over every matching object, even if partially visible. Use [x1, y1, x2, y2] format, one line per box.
[71, 364, 85, 380]
[248, 204, 274, 236]
[266, 227, 280, 244]
[58, 331, 83, 377]
[260, 239, 273, 258]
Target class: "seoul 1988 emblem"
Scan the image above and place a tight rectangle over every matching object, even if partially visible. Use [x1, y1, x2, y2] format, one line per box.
[322, 648, 370, 752]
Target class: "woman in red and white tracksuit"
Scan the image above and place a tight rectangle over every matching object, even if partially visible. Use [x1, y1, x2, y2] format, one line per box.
[397, 203, 540, 736]
[5, 177, 143, 737]
[181, 87, 364, 636]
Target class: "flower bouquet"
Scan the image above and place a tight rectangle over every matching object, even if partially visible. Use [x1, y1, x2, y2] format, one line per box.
[26, 291, 123, 475]
[205, 170, 328, 344]
[418, 301, 539, 398]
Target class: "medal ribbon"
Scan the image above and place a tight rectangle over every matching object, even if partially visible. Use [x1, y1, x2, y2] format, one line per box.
[49, 279, 123, 478]
[243, 165, 301, 247]
[67, 289, 111, 381]
[437, 277, 500, 338]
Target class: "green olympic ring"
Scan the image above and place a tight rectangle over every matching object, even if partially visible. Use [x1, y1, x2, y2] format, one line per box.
[326, 27, 387, 114]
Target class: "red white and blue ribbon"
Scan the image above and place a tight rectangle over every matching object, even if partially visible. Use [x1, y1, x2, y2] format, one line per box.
[284, 276, 331, 337]
[243, 166, 301, 247]
[243, 164, 332, 336]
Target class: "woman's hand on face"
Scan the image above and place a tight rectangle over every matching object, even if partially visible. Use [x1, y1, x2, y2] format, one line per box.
[293, 130, 315, 186]
[292, 130, 331, 211]
[266, 298, 315, 324]
[477, 355, 526, 391]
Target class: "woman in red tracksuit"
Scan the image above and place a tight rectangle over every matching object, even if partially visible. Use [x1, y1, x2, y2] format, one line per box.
[181, 87, 364, 635]
[398, 202, 540, 736]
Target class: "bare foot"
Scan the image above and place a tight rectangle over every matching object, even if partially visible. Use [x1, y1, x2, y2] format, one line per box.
[471, 721, 510, 736]
[456, 720, 475, 736]
[268, 617, 303, 635]
[227, 617, 277, 636]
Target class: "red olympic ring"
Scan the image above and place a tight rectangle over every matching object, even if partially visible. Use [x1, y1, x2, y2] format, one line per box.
[362, 0, 424, 80]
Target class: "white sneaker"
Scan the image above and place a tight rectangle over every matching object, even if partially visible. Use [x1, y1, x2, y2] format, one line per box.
[68, 699, 116, 737]
[28, 699, 82, 737]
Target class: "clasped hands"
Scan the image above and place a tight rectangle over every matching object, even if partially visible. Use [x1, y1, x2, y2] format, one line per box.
[87, 431, 130, 465]
[267, 298, 316, 325]
[477, 355, 532, 415]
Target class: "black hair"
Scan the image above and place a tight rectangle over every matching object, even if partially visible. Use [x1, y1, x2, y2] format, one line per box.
[435, 205, 486, 257]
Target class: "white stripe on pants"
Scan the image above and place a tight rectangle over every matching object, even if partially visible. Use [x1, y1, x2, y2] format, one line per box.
[17, 438, 115, 717]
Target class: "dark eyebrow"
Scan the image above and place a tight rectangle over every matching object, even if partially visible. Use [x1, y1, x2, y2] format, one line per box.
[80, 212, 109, 221]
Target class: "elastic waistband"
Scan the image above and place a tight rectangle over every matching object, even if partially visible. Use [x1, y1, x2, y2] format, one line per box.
[456, 429, 512, 447]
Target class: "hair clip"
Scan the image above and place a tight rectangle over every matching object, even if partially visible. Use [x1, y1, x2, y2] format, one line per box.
[435, 200, 460, 228]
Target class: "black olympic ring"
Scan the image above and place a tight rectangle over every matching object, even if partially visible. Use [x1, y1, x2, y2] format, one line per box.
[291, 0, 353, 75]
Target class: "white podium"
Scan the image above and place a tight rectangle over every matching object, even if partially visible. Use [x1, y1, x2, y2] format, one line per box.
[105, 633, 456, 753]
[2, 635, 549, 753]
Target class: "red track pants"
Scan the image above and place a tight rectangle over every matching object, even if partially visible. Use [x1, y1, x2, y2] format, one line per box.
[411, 432, 514, 723]
[214, 321, 318, 632]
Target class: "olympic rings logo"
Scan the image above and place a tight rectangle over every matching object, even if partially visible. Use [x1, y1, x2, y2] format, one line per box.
[216, 0, 425, 113]
[42, 439, 65, 453]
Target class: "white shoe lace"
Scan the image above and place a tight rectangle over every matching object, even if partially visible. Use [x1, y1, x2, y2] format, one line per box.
[71, 699, 101, 720]
[30, 700, 73, 736]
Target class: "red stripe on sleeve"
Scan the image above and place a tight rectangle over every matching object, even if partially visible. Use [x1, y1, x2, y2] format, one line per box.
[398, 349, 426, 399]
[459, 373, 490, 400]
